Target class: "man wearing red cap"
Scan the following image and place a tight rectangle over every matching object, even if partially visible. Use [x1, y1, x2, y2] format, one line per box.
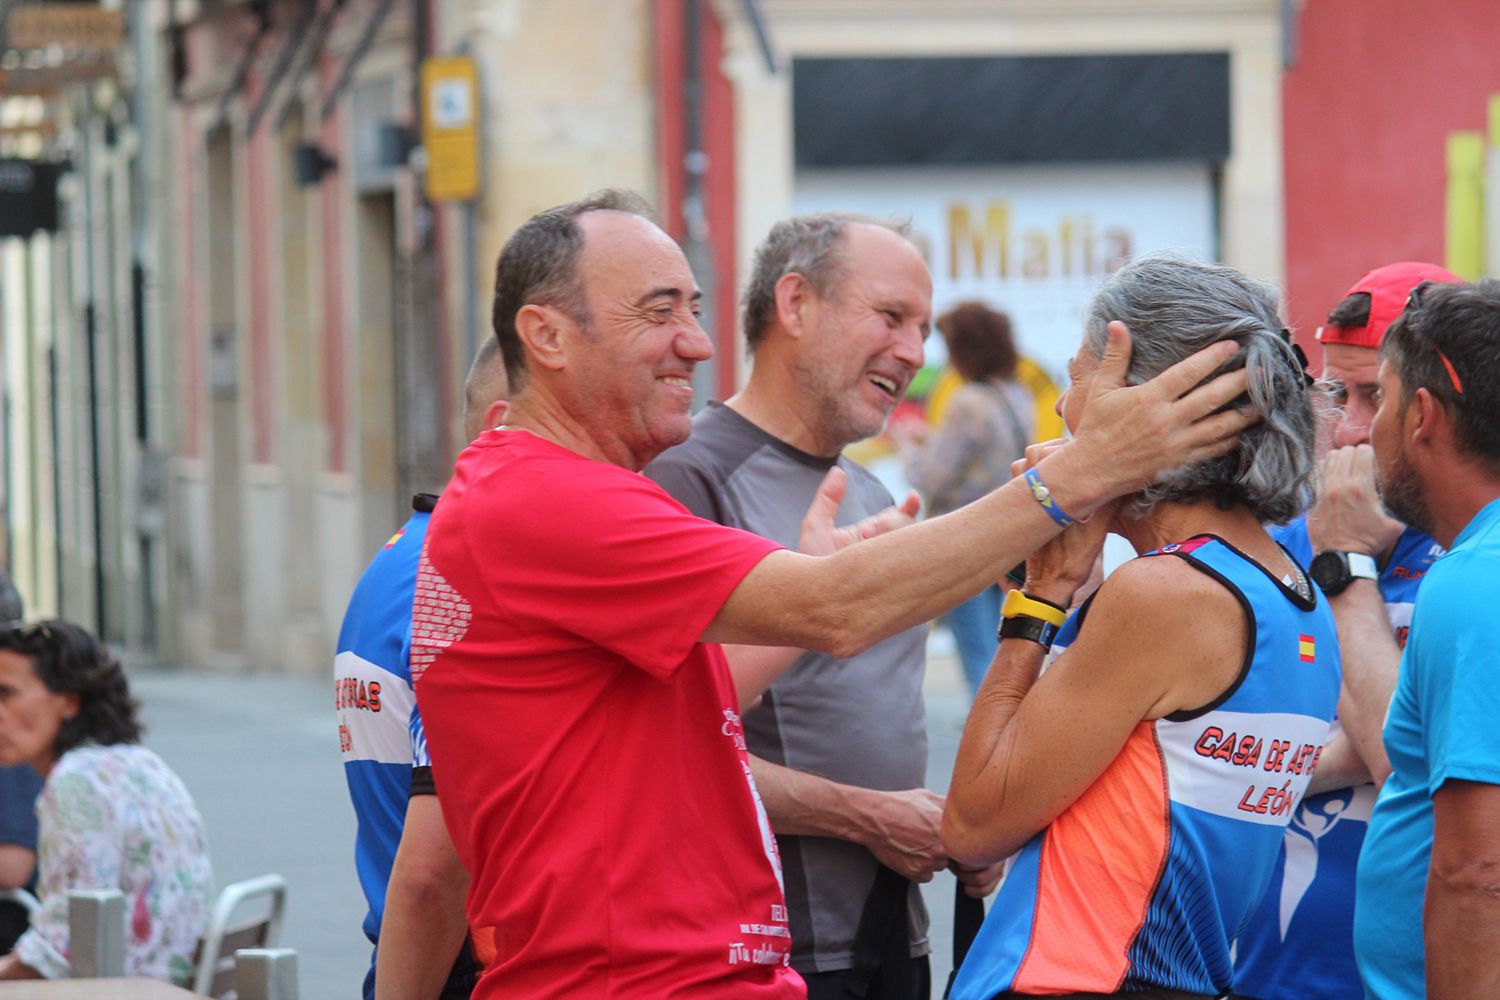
[1232, 262, 1459, 1000]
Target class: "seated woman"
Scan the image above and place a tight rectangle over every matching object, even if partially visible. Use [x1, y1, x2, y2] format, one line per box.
[944, 256, 1339, 1000]
[0, 620, 214, 983]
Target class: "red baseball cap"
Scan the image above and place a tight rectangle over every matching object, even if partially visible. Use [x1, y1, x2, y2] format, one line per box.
[1316, 261, 1462, 350]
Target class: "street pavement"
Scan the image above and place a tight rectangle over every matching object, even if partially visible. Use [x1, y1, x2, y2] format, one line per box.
[132, 665, 369, 998]
[129, 636, 976, 999]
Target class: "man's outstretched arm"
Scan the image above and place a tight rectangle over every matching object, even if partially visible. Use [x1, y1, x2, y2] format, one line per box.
[720, 468, 921, 709]
[708, 330, 1250, 656]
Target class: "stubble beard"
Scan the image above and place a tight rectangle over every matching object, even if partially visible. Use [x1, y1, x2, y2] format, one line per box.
[794, 356, 892, 455]
[1375, 444, 1434, 539]
[818, 391, 888, 452]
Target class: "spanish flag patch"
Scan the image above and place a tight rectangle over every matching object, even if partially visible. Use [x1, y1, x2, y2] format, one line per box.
[383, 529, 406, 550]
[1298, 634, 1316, 663]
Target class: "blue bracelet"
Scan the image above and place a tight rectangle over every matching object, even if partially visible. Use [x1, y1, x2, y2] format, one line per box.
[1023, 467, 1076, 528]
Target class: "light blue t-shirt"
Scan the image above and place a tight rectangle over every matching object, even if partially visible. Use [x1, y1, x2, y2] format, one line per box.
[1354, 496, 1500, 999]
[1233, 518, 1439, 1000]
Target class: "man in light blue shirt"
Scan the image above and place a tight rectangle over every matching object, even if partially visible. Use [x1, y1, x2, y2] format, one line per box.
[1234, 261, 1455, 1000]
[1353, 277, 1500, 999]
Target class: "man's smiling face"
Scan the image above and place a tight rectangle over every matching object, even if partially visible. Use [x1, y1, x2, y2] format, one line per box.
[567, 211, 711, 470]
[791, 224, 932, 453]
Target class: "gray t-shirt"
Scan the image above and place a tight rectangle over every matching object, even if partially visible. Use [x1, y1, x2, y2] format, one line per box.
[647, 401, 930, 974]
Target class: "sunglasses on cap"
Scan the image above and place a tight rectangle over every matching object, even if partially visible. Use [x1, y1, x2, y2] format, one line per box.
[1402, 281, 1465, 396]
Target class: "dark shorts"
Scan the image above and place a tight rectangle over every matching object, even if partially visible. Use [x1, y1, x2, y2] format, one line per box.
[801, 954, 932, 1000]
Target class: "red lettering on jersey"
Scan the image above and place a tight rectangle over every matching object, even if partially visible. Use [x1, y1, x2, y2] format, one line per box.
[1238, 780, 1295, 815]
[1194, 726, 1225, 757]
[1270, 739, 1295, 772]
[1235, 737, 1264, 769]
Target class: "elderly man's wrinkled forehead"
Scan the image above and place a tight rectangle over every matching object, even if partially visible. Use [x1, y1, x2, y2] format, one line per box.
[572, 211, 701, 319]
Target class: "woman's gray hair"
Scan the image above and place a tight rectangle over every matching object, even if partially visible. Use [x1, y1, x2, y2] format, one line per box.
[1082, 255, 1318, 523]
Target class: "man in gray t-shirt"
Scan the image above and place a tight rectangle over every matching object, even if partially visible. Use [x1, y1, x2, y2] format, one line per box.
[649, 214, 999, 999]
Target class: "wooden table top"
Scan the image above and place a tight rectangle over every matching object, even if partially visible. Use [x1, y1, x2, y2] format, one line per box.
[0, 979, 209, 998]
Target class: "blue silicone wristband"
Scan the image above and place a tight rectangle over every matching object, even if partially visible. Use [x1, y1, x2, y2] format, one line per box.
[1023, 467, 1075, 528]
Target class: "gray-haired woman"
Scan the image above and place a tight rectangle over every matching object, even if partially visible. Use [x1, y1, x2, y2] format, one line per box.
[943, 256, 1341, 1000]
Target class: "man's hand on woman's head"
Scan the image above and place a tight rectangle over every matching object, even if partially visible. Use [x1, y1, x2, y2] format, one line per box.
[1045, 323, 1254, 515]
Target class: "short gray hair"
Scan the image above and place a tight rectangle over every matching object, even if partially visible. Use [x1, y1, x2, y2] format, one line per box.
[740, 213, 916, 353]
[1083, 255, 1318, 523]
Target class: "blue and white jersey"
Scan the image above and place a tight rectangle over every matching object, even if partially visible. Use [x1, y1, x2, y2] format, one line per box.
[1232, 518, 1440, 999]
[953, 535, 1340, 999]
[336, 504, 431, 949]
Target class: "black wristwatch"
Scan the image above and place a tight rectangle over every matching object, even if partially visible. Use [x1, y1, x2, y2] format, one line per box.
[998, 590, 1067, 650]
[999, 614, 1062, 648]
[1309, 550, 1378, 596]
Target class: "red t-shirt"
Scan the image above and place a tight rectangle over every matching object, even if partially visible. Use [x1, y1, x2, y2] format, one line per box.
[413, 430, 804, 999]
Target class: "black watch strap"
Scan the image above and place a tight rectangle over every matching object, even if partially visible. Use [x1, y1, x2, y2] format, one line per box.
[1311, 550, 1378, 596]
[998, 614, 1061, 649]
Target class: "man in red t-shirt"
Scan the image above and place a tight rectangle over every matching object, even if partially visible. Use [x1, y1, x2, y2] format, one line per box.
[413, 189, 1254, 999]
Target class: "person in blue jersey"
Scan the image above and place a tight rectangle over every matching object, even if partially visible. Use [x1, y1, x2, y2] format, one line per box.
[1352, 278, 1500, 998]
[1230, 261, 1458, 1000]
[943, 256, 1340, 1000]
[337, 338, 509, 1000]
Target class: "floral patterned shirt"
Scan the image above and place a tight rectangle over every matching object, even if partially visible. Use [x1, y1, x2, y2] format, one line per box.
[13, 744, 214, 983]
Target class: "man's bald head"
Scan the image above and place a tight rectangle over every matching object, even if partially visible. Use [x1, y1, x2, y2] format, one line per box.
[462, 336, 510, 441]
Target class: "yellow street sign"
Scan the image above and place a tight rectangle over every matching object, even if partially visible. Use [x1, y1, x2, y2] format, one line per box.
[421, 56, 480, 202]
[7, 4, 124, 50]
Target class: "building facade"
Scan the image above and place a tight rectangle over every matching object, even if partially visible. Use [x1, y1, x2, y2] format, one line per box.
[7, 0, 1496, 673]
[156, 0, 663, 672]
[1, 0, 158, 651]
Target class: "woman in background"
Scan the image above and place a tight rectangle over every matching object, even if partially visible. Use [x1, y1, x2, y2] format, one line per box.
[0, 620, 213, 984]
[899, 302, 1034, 693]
